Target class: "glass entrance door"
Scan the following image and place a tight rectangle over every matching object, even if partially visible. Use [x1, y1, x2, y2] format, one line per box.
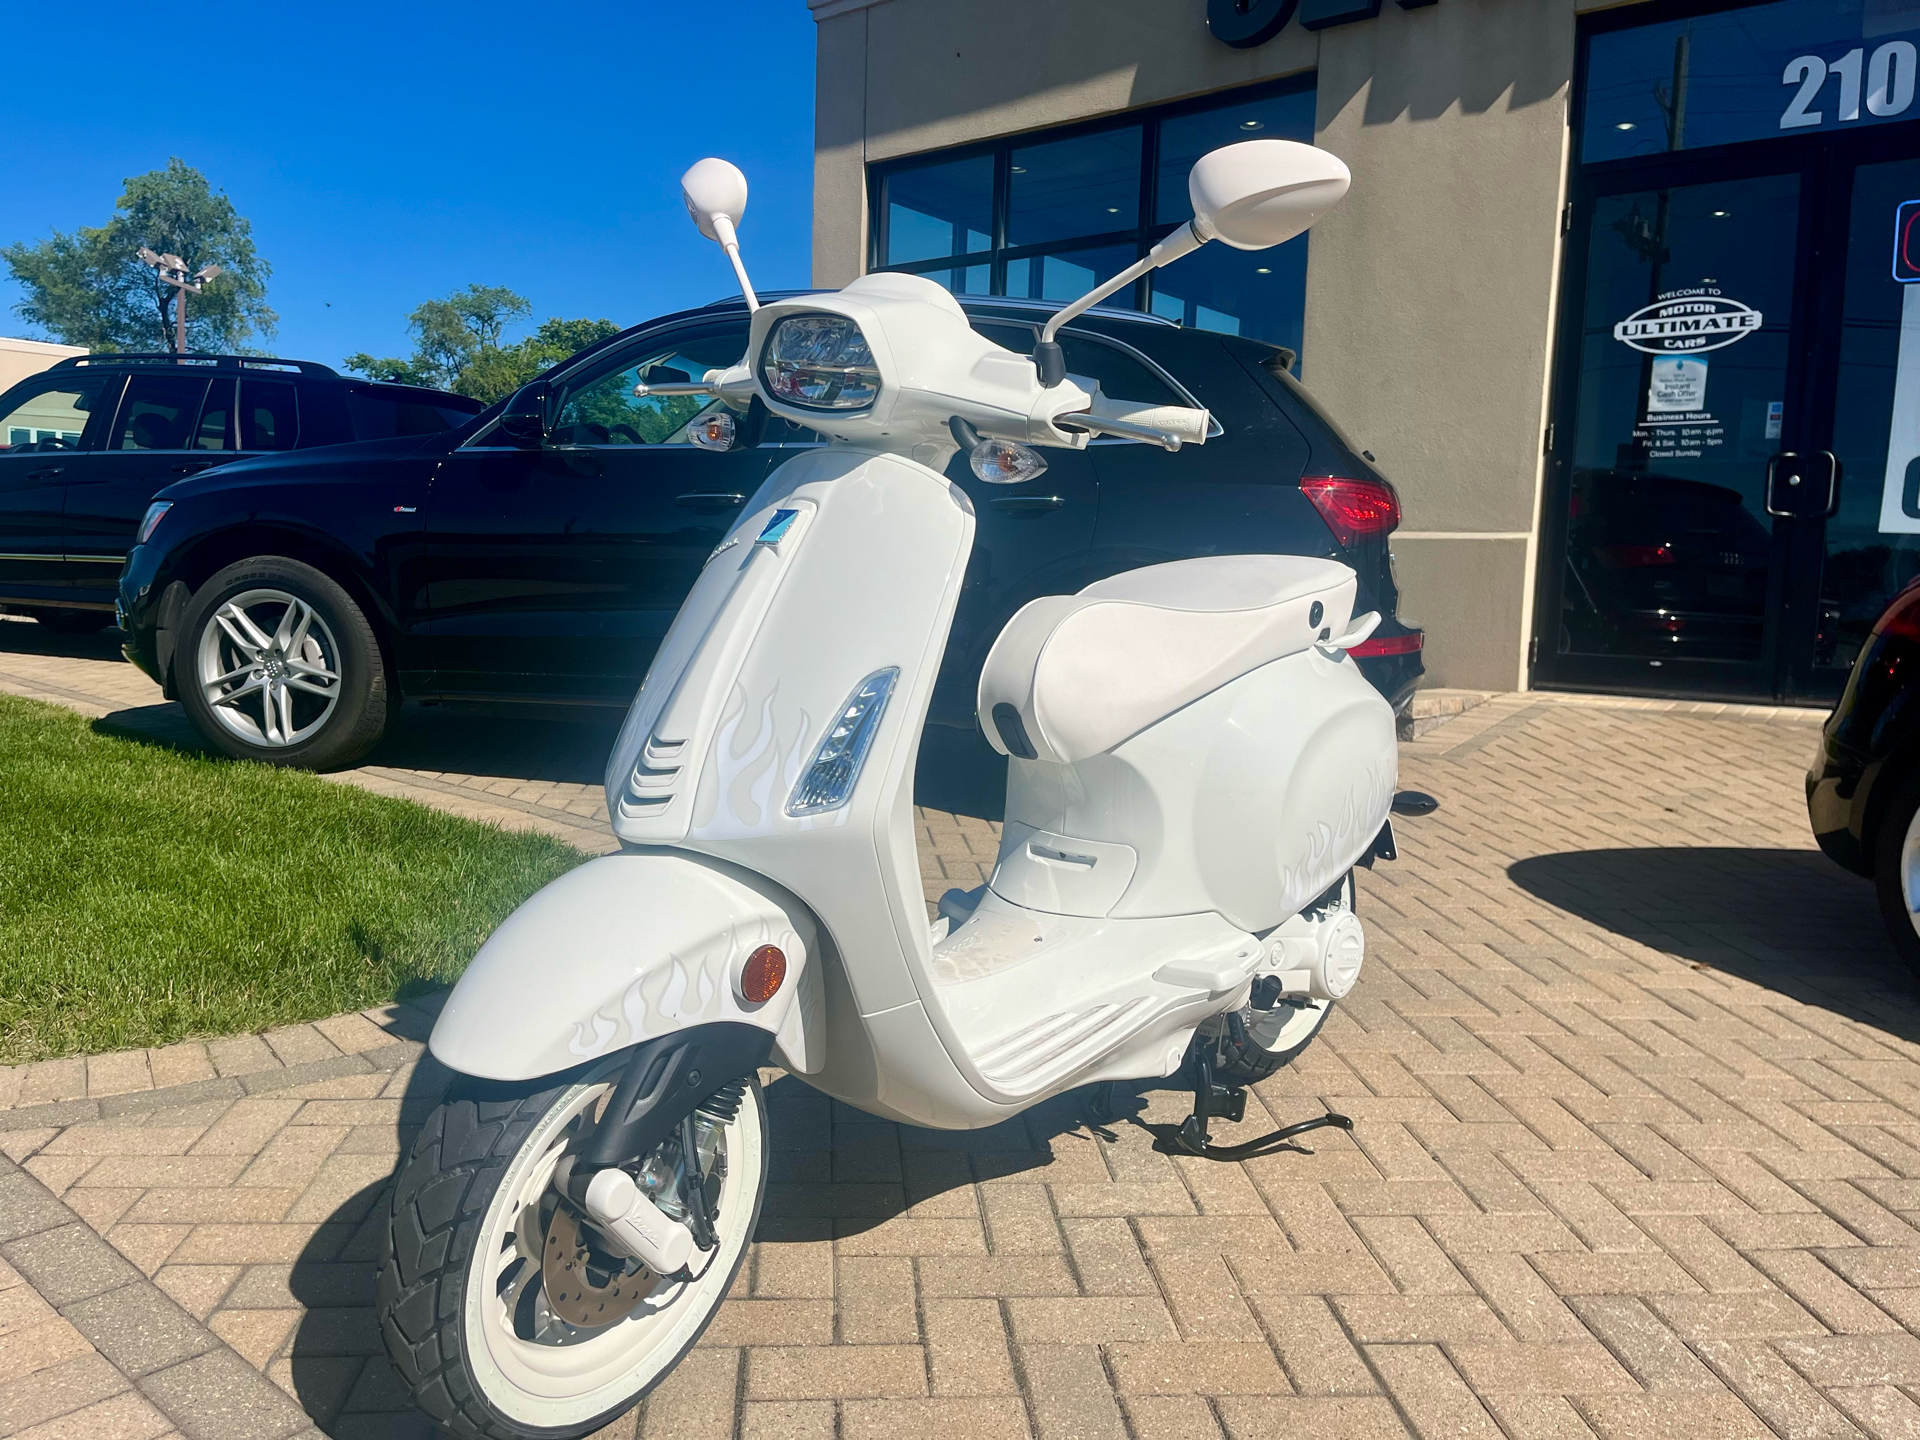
[1544, 168, 1811, 696]
[1814, 155, 1920, 687]
[1543, 0, 1920, 703]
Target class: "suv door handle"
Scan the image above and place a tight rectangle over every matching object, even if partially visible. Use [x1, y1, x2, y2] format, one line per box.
[170, 461, 213, 475]
[677, 492, 746, 511]
[987, 495, 1066, 515]
[26, 466, 63, 480]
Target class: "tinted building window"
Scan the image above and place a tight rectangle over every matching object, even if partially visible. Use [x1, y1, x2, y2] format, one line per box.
[884, 155, 994, 265]
[1584, 0, 1920, 163]
[1007, 127, 1142, 247]
[871, 77, 1316, 366]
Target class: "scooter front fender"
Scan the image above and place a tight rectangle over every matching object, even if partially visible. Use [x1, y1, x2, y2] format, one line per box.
[429, 851, 821, 1083]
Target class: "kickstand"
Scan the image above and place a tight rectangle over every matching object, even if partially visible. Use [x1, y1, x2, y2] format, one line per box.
[1164, 1053, 1353, 1162]
[1079, 1081, 1129, 1141]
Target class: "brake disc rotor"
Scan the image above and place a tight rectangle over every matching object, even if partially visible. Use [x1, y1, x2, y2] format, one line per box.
[540, 1205, 657, 1329]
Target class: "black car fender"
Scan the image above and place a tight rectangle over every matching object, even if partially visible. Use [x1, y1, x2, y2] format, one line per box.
[154, 517, 405, 682]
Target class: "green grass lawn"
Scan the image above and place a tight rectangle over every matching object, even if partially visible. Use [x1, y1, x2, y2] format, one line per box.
[0, 693, 586, 1064]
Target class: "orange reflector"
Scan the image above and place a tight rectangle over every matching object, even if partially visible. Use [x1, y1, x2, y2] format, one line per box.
[741, 945, 787, 1004]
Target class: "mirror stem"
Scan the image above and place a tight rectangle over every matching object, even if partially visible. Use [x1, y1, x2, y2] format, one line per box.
[1034, 220, 1210, 385]
[709, 214, 760, 312]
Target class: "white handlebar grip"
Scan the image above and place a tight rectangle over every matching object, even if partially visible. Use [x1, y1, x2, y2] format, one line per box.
[1088, 397, 1211, 445]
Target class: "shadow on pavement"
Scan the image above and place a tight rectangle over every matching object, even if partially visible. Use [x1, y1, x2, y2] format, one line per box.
[0, 613, 125, 659]
[1508, 846, 1919, 1039]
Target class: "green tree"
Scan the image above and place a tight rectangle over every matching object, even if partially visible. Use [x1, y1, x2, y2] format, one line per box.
[2, 159, 275, 354]
[344, 295, 620, 403]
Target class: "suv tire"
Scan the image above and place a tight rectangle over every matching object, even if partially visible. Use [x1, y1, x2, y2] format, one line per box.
[177, 556, 390, 770]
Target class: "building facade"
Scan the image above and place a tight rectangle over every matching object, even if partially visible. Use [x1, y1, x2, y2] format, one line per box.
[0, 338, 87, 422]
[810, 0, 1920, 703]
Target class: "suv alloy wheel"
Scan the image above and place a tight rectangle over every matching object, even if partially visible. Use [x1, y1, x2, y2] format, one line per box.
[177, 556, 390, 770]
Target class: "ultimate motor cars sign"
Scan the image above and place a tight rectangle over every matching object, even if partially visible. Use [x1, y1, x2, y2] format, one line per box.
[1208, 0, 1437, 48]
[1611, 294, 1765, 354]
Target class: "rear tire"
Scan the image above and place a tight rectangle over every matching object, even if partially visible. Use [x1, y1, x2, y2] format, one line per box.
[1871, 770, 1920, 988]
[379, 1067, 767, 1440]
[176, 556, 388, 770]
[1204, 872, 1354, 1084]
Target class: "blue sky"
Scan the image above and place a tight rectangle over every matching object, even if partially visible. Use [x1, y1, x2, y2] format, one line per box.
[0, 1, 817, 367]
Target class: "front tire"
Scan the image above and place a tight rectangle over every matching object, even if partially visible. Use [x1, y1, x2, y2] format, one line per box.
[1871, 770, 1920, 987]
[176, 556, 389, 770]
[378, 1067, 768, 1440]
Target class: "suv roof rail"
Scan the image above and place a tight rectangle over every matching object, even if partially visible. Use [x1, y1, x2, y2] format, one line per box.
[51, 353, 341, 377]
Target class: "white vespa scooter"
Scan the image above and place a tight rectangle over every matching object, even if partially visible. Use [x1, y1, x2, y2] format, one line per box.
[378, 141, 1397, 1439]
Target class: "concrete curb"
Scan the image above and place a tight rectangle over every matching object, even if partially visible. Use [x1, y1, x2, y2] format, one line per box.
[0, 1153, 326, 1440]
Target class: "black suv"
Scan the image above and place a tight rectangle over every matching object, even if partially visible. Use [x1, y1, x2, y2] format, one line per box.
[0, 353, 481, 631]
[118, 298, 1423, 769]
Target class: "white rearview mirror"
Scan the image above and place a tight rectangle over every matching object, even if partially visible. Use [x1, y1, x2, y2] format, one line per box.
[681, 157, 760, 310]
[681, 157, 749, 242]
[1187, 140, 1351, 251]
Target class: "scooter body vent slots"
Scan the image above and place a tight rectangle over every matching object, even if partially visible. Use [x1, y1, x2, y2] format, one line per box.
[974, 996, 1157, 1088]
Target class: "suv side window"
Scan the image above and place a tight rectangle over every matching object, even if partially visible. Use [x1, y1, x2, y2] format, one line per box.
[240, 379, 299, 450]
[972, 321, 1183, 409]
[0, 373, 117, 451]
[194, 380, 235, 450]
[551, 329, 748, 446]
[114, 375, 212, 451]
[346, 387, 479, 440]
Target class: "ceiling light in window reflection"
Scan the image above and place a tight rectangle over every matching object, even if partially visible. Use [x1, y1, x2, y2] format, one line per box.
[1240, 120, 1264, 130]
[1010, 166, 1026, 173]
[1711, 210, 1729, 217]
[1256, 267, 1272, 274]
[1615, 122, 1636, 130]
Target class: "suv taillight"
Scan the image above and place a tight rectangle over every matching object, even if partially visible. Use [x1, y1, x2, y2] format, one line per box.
[1873, 581, 1920, 643]
[1349, 631, 1423, 658]
[1300, 476, 1401, 549]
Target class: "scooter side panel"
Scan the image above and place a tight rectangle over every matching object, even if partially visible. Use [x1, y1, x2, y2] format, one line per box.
[1005, 647, 1397, 931]
[429, 851, 820, 1082]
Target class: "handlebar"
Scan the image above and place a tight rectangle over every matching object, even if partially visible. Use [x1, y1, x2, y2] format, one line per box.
[1057, 396, 1212, 452]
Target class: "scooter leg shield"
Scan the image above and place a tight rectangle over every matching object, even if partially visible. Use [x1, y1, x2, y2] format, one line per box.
[428, 850, 821, 1083]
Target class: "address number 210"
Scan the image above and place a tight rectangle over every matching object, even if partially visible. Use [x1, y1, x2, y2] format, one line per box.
[1782, 42, 1919, 129]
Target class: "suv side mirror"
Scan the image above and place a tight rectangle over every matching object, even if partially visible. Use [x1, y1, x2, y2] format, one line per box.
[498, 382, 548, 447]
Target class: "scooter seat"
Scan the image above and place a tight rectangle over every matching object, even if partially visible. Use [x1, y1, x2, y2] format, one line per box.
[977, 554, 1357, 763]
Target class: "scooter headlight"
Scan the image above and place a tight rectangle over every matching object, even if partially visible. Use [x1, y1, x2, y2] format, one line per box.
[760, 314, 880, 411]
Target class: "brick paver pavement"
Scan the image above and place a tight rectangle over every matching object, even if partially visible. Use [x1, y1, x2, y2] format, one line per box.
[3, 626, 1918, 1438]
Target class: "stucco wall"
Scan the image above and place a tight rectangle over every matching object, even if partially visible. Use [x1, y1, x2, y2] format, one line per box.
[810, 0, 1634, 692]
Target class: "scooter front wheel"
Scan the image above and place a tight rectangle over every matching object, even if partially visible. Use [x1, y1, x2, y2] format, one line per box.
[377, 1063, 767, 1439]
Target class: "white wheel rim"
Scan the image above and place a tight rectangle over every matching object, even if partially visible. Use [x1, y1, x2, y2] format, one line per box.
[1900, 808, 1920, 943]
[462, 1070, 764, 1429]
[196, 588, 342, 748]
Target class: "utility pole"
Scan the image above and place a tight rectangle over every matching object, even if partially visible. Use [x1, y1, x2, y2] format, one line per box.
[136, 247, 222, 355]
